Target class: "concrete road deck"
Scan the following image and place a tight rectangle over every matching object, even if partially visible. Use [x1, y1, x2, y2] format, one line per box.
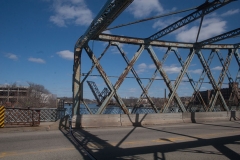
[0, 121, 240, 160]
[73, 121, 240, 160]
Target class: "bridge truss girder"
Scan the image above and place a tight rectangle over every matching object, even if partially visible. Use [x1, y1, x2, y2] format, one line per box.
[73, 0, 240, 115]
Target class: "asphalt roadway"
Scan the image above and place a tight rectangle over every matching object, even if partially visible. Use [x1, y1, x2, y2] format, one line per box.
[0, 121, 240, 160]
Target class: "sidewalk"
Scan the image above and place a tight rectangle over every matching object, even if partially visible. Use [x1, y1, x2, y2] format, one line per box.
[0, 121, 61, 133]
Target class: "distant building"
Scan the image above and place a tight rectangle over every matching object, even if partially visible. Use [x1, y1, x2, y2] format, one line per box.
[0, 86, 28, 106]
[194, 82, 239, 106]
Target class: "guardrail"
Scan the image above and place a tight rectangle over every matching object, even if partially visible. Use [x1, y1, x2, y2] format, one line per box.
[5, 107, 40, 126]
[2, 107, 66, 127]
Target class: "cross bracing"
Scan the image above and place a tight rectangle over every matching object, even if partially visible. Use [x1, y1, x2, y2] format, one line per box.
[73, 0, 240, 115]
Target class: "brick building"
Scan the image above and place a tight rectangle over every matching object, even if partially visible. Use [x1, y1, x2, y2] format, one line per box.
[194, 82, 239, 106]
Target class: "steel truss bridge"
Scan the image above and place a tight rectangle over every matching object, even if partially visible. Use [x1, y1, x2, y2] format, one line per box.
[72, 0, 240, 115]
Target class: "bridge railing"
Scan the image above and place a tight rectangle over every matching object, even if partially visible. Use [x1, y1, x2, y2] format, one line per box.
[4, 107, 41, 126]
[4, 107, 66, 126]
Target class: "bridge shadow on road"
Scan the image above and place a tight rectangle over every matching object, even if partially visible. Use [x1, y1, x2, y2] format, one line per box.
[59, 117, 240, 160]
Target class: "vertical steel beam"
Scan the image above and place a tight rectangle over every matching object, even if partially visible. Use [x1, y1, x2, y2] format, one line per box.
[112, 42, 159, 113]
[196, 50, 229, 111]
[146, 45, 186, 112]
[72, 49, 81, 116]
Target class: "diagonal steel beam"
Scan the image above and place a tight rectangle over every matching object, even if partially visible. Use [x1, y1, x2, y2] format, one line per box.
[81, 43, 111, 83]
[197, 28, 240, 46]
[188, 49, 215, 110]
[162, 48, 195, 112]
[196, 50, 229, 111]
[172, 48, 208, 111]
[147, 0, 233, 41]
[95, 45, 145, 114]
[208, 49, 234, 111]
[146, 45, 186, 112]
[84, 45, 129, 114]
[112, 42, 159, 113]
[132, 47, 172, 113]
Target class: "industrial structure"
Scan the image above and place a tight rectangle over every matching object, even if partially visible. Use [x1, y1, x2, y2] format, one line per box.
[0, 87, 28, 107]
[72, 0, 240, 116]
[194, 82, 240, 106]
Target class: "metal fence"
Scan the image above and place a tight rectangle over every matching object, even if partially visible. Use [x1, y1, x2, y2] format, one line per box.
[64, 105, 240, 115]
[5, 108, 40, 126]
[39, 108, 66, 122]
[4, 107, 66, 126]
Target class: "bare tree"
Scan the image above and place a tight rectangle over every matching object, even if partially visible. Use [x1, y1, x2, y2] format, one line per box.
[18, 82, 56, 108]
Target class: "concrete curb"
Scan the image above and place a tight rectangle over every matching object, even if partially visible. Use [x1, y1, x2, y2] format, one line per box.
[0, 121, 61, 133]
[72, 111, 240, 128]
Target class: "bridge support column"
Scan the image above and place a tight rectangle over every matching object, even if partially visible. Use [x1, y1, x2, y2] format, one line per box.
[72, 48, 81, 128]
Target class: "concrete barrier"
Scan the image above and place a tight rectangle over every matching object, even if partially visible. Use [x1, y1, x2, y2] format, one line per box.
[121, 113, 183, 126]
[183, 112, 229, 123]
[71, 111, 240, 128]
[237, 111, 240, 120]
[72, 114, 121, 128]
[229, 111, 240, 121]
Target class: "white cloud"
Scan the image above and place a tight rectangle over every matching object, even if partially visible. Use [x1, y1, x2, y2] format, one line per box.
[163, 65, 181, 74]
[28, 57, 46, 64]
[137, 63, 148, 73]
[5, 53, 18, 60]
[176, 17, 226, 42]
[148, 64, 156, 69]
[49, 0, 93, 27]
[102, 30, 111, 34]
[188, 69, 202, 74]
[221, 9, 239, 17]
[56, 50, 74, 60]
[128, 0, 164, 18]
[153, 16, 181, 30]
[211, 66, 222, 71]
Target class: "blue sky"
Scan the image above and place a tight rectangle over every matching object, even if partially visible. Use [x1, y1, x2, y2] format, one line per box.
[0, 0, 239, 99]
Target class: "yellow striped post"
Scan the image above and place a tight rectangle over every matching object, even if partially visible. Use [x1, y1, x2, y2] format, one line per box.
[0, 106, 5, 128]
